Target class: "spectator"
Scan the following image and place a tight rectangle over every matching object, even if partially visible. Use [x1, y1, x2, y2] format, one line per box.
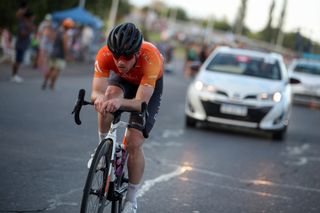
[183, 42, 199, 77]
[30, 32, 39, 69]
[41, 18, 75, 90]
[0, 27, 14, 63]
[199, 44, 209, 64]
[11, 8, 35, 83]
[80, 25, 94, 62]
[16, 1, 28, 19]
[36, 14, 54, 73]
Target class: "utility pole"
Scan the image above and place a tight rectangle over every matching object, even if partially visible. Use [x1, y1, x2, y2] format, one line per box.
[168, 8, 177, 30]
[276, 0, 287, 47]
[265, 0, 275, 43]
[79, 0, 86, 8]
[107, 0, 120, 35]
[234, 0, 247, 36]
[204, 16, 214, 44]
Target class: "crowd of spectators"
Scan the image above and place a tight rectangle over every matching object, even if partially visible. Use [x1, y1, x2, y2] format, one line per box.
[0, 2, 98, 87]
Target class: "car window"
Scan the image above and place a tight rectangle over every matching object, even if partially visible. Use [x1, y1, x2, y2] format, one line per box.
[293, 62, 320, 75]
[206, 53, 282, 80]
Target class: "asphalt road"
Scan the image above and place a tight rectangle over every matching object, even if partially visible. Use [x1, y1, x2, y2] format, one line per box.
[0, 61, 320, 213]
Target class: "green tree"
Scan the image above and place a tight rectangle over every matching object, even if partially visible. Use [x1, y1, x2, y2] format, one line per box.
[214, 18, 232, 32]
[1, 0, 79, 34]
[0, 0, 131, 34]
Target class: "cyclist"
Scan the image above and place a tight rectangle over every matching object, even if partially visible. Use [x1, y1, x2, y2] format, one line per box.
[90, 22, 163, 213]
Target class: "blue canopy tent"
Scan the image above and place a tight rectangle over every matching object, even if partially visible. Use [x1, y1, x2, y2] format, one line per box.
[52, 7, 103, 29]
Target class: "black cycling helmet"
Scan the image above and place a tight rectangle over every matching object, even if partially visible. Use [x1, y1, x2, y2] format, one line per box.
[107, 22, 143, 58]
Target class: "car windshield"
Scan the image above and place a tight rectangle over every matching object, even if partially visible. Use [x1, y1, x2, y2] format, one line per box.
[293, 62, 320, 75]
[206, 53, 282, 80]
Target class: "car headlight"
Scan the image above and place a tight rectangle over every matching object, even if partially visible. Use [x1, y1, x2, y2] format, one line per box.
[206, 85, 217, 92]
[194, 80, 217, 92]
[194, 81, 204, 91]
[273, 92, 282, 102]
[258, 92, 282, 102]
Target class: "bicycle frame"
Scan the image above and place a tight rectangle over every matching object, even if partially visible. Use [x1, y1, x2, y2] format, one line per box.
[103, 119, 129, 198]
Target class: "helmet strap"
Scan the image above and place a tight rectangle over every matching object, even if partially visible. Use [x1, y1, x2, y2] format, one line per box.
[132, 53, 139, 68]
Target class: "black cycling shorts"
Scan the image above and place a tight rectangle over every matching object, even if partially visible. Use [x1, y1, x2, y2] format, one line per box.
[108, 72, 163, 138]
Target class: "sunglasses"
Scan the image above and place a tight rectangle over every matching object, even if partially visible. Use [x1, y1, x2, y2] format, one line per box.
[113, 54, 135, 61]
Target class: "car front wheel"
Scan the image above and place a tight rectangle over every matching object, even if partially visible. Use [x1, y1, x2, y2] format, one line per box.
[185, 115, 197, 128]
[271, 127, 287, 141]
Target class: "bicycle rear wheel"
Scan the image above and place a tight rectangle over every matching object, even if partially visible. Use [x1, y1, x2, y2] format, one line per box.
[80, 139, 113, 213]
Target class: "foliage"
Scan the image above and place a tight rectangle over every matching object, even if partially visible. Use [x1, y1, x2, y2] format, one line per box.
[0, 0, 131, 34]
[213, 19, 232, 32]
[175, 7, 188, 21]
[1, 0, 319, 54]
[0, 0, 79, 33]
[256, 28, 278, 43]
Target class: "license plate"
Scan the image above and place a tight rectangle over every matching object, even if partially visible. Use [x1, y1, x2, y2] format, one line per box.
[220, 104, 247, 116]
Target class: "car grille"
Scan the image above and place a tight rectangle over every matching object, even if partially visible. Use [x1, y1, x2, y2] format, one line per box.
[201, 100, 272, 123]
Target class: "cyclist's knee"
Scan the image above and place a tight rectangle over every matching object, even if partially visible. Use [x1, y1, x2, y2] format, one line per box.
[105, 86, 123, 100]
[126, 128, 144, 152]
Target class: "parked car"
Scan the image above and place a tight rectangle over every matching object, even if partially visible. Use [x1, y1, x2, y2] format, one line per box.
[185, 46, 300, 140]
[288, 59, 320, 106]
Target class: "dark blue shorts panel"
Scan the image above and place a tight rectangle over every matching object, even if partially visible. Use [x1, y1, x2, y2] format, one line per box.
[15, 49, 26, 63]
[108, 72, 163, 138]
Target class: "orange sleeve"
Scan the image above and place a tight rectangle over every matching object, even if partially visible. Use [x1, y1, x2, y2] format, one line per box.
[140, 44, 164, 87]
[94, 46, 111, 78]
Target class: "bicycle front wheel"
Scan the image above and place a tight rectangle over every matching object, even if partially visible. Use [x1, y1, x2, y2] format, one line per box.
[80, 139, 113, 213]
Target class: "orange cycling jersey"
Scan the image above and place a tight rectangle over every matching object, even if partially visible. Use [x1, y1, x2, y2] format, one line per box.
[94, 41, 164, 88]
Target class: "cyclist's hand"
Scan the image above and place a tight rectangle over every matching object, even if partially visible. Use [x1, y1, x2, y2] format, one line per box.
[94, 95, 109, 114]
[102, 98, 122, 114]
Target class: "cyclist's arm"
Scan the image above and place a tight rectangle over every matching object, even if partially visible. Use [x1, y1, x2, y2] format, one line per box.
[91, 77, 108, 102]
[121, 84, 154, 111]
[91, 47, 110, 103]
[91, 77, 111, 133]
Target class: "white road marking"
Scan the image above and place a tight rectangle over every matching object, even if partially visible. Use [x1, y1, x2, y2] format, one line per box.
[144, 140, 182, 149]
[285, 144, 310, 156]
[137, 162, 295, 201]
[159, 161, 320, 194]
[46, 188, 81, 210]
[162, 129, 184, 138]
[139, 143, 320, 200]
[137, 165, 192, 198]
[285, 156, 320, 166]
[190, 165, 320, 193]
[182, 177, 291, 200]
[282, 143, 320, 166]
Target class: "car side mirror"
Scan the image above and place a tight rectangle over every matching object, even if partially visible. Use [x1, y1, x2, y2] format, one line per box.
[289, 77, 300, 84]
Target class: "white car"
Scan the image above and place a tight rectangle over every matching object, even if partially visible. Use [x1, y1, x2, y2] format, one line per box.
[185, 46, 300, 140]
[288, 59, 320, 106]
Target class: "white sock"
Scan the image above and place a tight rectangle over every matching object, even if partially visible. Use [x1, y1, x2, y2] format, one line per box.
[125, 182, 139, 206]
[98, 131, 108, 143]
